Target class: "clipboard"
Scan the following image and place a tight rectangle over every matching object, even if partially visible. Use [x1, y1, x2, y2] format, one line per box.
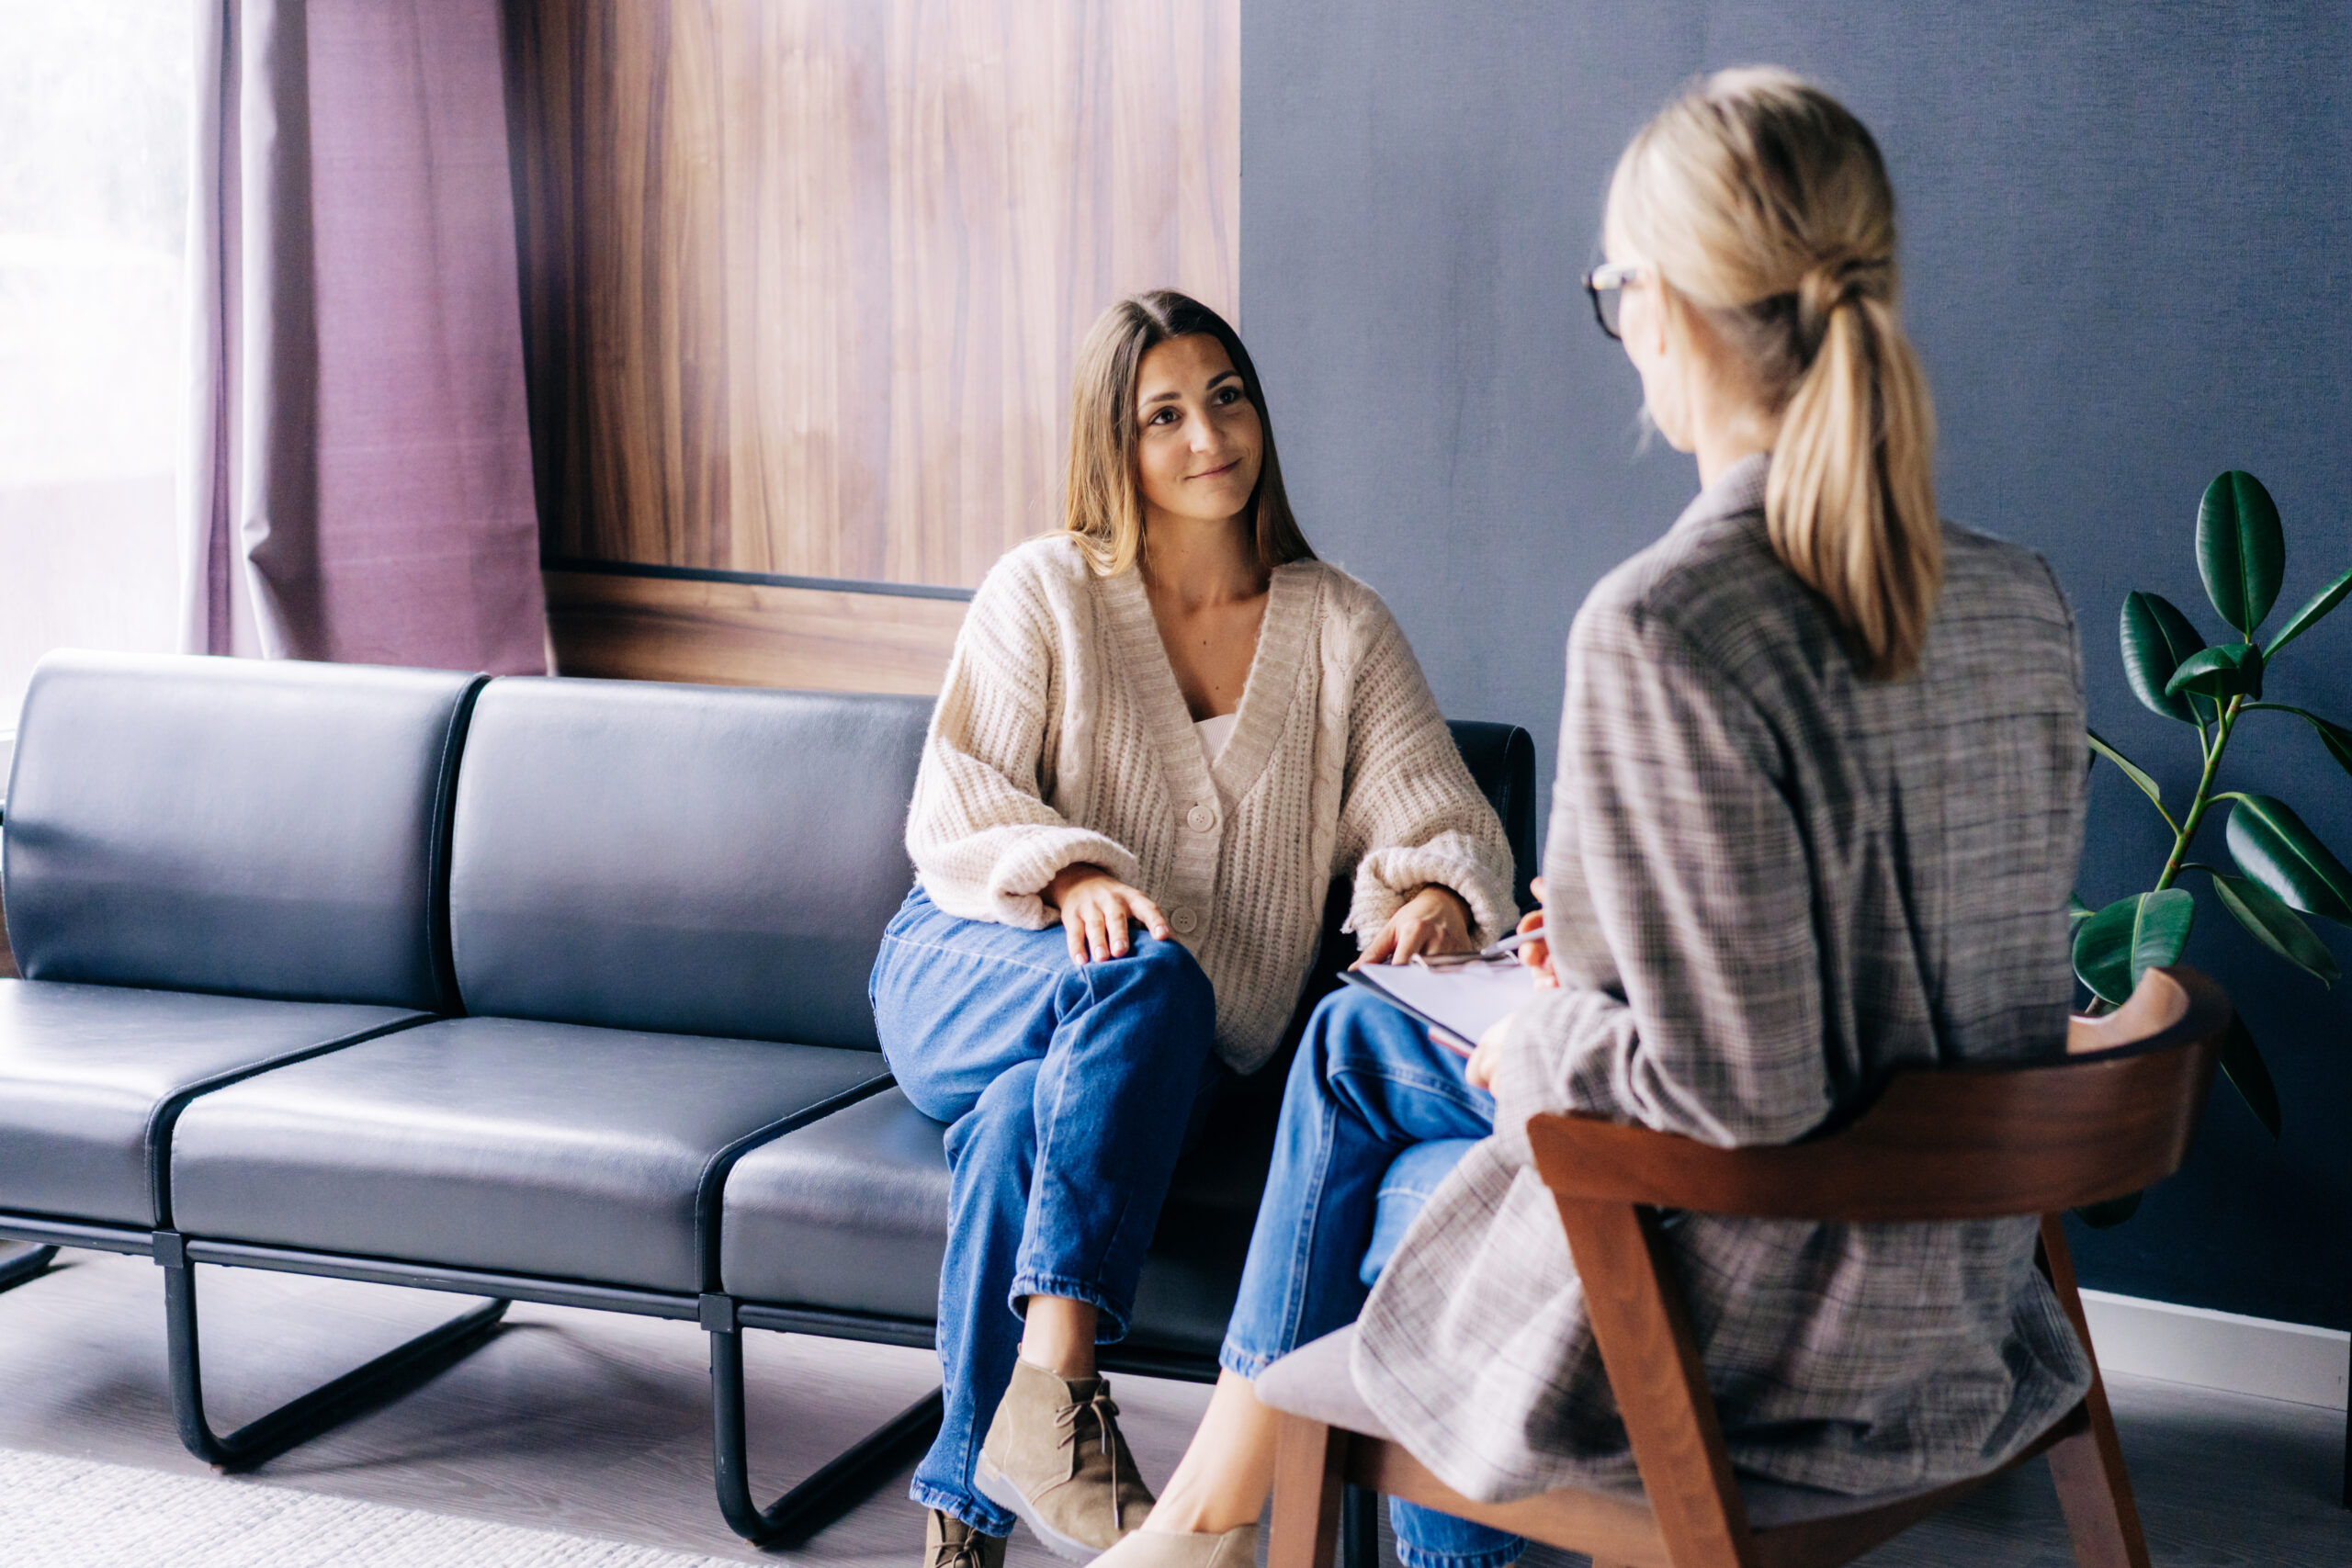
[1340, 959, 1539, 1056]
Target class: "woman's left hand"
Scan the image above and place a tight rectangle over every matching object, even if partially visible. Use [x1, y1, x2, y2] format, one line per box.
[1463, 1015, 1510, 1090]
[1356, 884, 1475, 967]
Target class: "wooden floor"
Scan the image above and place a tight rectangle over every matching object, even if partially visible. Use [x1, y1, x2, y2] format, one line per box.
[0, 1247, 2342, 1567]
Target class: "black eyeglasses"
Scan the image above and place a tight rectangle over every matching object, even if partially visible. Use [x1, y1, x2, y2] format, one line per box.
[1582, 262, 1646, 341]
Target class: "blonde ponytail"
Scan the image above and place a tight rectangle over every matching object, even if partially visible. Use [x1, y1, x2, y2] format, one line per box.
[1607, 69, 1942, 679]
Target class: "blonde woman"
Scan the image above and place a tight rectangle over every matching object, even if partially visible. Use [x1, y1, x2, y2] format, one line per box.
[1101, 71, 2092, 1568]
[874, 289, 1516, 1568]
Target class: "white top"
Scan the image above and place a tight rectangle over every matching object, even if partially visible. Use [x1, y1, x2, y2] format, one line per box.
[1193, 711, 1239, 763]
[903, 535, 1516, 1072]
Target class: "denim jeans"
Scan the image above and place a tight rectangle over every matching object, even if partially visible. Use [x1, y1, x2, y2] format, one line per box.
[871, 886, 1223, 1536]
[1221, 986, 1524, 1568]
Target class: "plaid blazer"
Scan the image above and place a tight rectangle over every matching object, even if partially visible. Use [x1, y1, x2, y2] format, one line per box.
[1352, 455, 2095, 1501]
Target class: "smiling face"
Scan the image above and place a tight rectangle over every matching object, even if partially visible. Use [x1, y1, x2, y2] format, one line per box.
[1132, 333, 1264, 528]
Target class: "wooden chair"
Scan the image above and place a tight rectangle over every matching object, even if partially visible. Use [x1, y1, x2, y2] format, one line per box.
[1260, 965, 2231, 1568]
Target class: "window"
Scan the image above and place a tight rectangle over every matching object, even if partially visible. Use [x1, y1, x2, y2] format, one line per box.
[0, 1, 192, 726]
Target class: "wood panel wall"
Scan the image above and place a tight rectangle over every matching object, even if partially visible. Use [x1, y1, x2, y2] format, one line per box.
[503, 0, 1239, 691]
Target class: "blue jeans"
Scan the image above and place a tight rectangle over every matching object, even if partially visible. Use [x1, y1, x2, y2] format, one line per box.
[1221, 987, 1524, 1568]
[871, 886, 1223, 1535]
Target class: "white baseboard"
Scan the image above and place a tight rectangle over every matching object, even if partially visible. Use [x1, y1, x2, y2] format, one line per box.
[2081, 1289, 2349, 1411]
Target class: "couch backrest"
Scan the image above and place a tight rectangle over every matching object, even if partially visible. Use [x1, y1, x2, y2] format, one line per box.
[447, 678, 931, 1049]
[1445, 718, 1540, 908]
[2, 651, 481, 1010]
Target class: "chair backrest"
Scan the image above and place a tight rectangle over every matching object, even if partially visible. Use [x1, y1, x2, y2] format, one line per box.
[2, 651, 481, 1010]
[446, 676, 930, 1048]
[1527, 966, 2231, 1223]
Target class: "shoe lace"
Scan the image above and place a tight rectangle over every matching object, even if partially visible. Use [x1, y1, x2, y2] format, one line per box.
[1054, 1383, 1124, 1466]
[931, 1529, 990, 1568]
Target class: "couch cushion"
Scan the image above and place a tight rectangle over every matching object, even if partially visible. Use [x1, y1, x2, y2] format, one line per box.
[447, 680, 930, 1046]
[3, 651, 481, 1010]
[719, 1085, 1270, 1358]
[0, 979, 424, 1227]
[169, 1016, 890, 1292]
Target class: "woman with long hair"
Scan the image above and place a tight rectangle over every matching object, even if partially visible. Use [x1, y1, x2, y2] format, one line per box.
[875, 289, 1516, 1568]
[1096, 70, 2092, 1568]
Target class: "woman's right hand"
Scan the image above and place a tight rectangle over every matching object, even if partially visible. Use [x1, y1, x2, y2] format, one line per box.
[1518, 875, 1558, 989]
[1046, 863, 1172, 964]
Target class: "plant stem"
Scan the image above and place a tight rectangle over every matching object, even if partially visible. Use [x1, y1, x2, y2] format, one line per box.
[2154, 694, 2245, 893]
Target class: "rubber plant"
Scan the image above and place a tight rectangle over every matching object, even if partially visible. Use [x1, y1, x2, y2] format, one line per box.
[2075, 469, 2352, 1224]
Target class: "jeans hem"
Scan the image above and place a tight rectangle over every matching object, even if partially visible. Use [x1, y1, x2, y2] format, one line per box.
[909, 1480, 1015, 1539]
[1010, 1272, 1132, 1342]
[1392, 1540, 1526, 1568]
[1217, 1338, 1282, 1381]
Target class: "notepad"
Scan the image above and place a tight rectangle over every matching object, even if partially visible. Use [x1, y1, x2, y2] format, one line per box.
[1340, 960, 1540, 1056]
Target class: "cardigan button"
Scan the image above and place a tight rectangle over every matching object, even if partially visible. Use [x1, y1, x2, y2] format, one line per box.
[1186, 804, 1217, 833]
[1170, 907, 1201, 935]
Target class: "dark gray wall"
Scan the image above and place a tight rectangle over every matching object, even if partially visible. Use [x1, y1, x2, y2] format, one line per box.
[1244, 1, 2352, 1328]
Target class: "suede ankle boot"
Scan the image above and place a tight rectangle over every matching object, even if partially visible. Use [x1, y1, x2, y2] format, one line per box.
[925, 1508, 1008, 1568]
[974, 1357, 1155, 1558]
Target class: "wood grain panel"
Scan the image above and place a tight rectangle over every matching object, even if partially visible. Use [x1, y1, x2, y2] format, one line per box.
[506, 0, 1240, 594]
[544, 570, 966, 694]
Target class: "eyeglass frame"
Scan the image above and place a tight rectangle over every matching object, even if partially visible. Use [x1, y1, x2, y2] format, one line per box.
[1582, 261, 1648, 342]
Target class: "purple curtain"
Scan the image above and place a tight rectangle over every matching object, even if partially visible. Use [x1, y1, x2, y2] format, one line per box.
[180, 0, 546, 672]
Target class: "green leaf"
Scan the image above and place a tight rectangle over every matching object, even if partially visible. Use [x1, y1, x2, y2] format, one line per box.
[2219, 1015, 2282, 1141]
[2074, 1192, 2144, 1228]
[2120, 591, 2212, 724]
[2197, 469, 2286, 636]
[2244, 703, 2352, 786]
[2164, 641, 2263, 702]
[2265, 565, 2352, 658]
[2068, 893, 2095, 931]
[2086, 728, 2169, 820]
[2073, 889, 2197, 1007]
[2205, 869, 2340, 985]
[2227, 795, 2352, 926]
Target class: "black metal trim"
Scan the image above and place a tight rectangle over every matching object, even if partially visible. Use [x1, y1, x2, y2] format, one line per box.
[708, 1317, 944, 1547]
[161, 1236, 509, 1471]
[544, 556, 977, 604]
[0, 1211, 156, 1257]
[181, 1237, 704, 1321]
[0, 1242, 57, 1294]
[424, 674, 492, 1013]
[692, 1072, 898, 1293]
[143, 1013, 441, 1228]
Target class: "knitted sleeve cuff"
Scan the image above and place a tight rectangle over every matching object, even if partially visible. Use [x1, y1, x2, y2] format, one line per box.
[1347, 841, 1517, 951]
[978, 828, 1145, 929]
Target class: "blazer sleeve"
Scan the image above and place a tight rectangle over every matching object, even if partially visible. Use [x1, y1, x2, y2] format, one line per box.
[1491, 593, 1833, 1148]
[904, 570, 1140, 929]
[1335, 593, 1519, 950]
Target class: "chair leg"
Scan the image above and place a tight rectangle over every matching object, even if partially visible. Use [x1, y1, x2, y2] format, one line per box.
[0, 1243, 57, 1294]
[1270, 1413, 1348, 1568]
[707, 1312, 944, 1547]
[1341, 1483, 1380, 1568]
[2036, 1217, 2152, 1568]
[161, 1240, 508, 1471]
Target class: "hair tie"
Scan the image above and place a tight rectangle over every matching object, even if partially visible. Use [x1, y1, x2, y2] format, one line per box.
[1793, 253, 1890, 359]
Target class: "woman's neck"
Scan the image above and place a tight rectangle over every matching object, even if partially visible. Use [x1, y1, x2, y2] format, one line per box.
[1141, 511, 1266, 608]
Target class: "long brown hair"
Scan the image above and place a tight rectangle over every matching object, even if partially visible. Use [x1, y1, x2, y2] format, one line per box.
[1062, 290, 1315, 576]
[1608, 68, 1942, 680]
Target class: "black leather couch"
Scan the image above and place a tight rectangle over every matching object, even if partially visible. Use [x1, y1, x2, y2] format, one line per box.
[0, 650, 1535, 1547]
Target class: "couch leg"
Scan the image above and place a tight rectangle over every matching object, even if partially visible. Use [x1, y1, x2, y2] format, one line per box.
[160, 1237, 508, 1471]
[708, 1314, 944, 1547]
[0, 1243, 58, 1294]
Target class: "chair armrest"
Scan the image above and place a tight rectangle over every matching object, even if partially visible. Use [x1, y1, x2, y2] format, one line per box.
[1526, 967, 2230, 1224]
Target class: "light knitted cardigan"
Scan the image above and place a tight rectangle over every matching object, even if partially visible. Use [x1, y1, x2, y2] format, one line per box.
[906, 536, 1518, 1074]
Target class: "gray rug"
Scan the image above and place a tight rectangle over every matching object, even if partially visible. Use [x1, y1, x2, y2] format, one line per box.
[0, 1449, 746, 1568]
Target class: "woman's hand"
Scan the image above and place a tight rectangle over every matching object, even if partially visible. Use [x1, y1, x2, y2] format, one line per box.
[1463, 1015, 1511, 1090]
[1356, 884, 1476, 967]
[1046, 863, 1171, 964]
[1517, 875, 1558, 990]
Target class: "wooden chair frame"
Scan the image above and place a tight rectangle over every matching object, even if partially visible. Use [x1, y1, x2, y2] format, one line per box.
[1270, 966, 2231, 1568]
